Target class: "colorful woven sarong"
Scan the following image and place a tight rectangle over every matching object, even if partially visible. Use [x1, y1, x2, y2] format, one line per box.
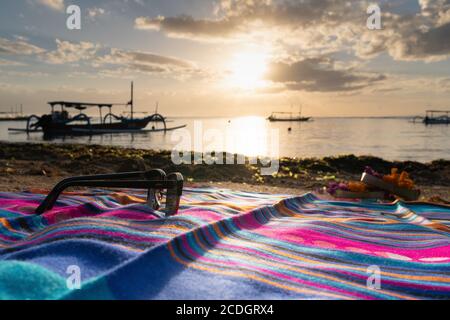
[0, 188, 449, 300]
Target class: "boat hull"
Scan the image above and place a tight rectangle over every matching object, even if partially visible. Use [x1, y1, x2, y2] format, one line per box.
[41, 118, 152, 137]
[423, 117, 449, 125]
[268, 117, 311, 122]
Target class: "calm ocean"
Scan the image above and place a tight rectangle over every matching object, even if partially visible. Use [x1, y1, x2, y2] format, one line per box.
[1, 116, 449, 162]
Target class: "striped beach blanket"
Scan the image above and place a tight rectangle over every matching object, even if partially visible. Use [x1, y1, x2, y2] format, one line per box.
[0, 187, 449, 300]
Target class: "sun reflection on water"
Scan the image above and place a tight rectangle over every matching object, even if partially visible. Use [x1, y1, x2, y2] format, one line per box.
[225, 116, 271, 157]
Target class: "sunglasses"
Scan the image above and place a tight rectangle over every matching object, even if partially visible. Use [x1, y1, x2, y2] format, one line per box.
[35, 169, 184, 216]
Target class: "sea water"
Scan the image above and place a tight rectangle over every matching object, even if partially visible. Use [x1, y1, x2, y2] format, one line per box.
[0, 116, 448, 162]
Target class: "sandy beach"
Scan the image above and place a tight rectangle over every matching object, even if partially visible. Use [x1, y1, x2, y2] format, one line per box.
[0, 142, 448, 202]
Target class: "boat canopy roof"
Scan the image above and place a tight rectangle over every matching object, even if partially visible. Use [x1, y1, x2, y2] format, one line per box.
[48, 101, 114, 108]
[271, 111, 301, 115]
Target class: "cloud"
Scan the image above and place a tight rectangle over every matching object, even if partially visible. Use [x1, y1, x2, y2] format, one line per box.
[0, 58, 25, 66]
[87, 7, 106, 20]
[135, 0, 450, 62]
[0, 70, 49, 77]
[95, 48, 201, 77]
[135, 15, 240, 41]
[376, 74, 450, 94]
[98, 49, 195, 69]
[0, 37, 100, 66]
[0, 37, 46, 55]
[0, 34, 204, 80]
[356, 0, 450, 61]
[134, 1, 363, 40]
[439, 77, 450, 90]
[265, 57, 386, 92]
[389, 22, 450, 61]
[36, 0, 64, 11]
[44, 39, 100, 64]
[419, 0, 450, 23]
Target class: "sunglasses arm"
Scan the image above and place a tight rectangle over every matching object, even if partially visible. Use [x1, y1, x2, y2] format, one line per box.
[34, 169, 172, 214]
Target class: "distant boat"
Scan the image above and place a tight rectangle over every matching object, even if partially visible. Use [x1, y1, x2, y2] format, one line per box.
[0, 105, 28, 121]
[268, 104, 311, 122]
[268, 112, 311, 122]
[422, 110, 450, 125]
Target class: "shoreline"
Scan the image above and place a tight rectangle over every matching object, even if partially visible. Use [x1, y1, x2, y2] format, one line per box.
[0, 142, 448, 202]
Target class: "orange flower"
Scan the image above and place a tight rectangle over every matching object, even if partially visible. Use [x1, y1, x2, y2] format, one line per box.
[348, 181, 368, 192]
[383, 168, 415, 190]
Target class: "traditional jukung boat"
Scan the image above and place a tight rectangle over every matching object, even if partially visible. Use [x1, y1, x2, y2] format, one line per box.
[9, 82, 186, 137]
[0, 105, 28, 121]
[423, 110, 450, 125]
[267, 112, 311, 122]
[267, 104, 311, 122]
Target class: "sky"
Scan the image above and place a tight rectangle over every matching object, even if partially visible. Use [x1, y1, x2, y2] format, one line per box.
[0, 0, 450, 117]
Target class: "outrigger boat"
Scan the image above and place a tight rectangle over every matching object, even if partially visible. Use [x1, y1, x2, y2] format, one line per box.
[267, 105, 311, 122]
[423, 110, 450, 125]
[9, 82, 186, 137]
[0, 105, 28, 121]
[268, 112, 311, 122]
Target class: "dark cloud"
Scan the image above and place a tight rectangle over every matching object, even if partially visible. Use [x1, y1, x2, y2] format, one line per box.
[394, 22, 450, 60]
[266, 57, 386, 92]
[134, 0, 360, 40]
[135, 15, 240, 40]
[135, 0, 450, 62]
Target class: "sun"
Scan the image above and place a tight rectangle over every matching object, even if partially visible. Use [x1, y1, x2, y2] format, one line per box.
[229, 51, 268, 90]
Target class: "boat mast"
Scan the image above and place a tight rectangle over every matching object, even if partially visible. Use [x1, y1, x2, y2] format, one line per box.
[130, 81, 134, 120]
